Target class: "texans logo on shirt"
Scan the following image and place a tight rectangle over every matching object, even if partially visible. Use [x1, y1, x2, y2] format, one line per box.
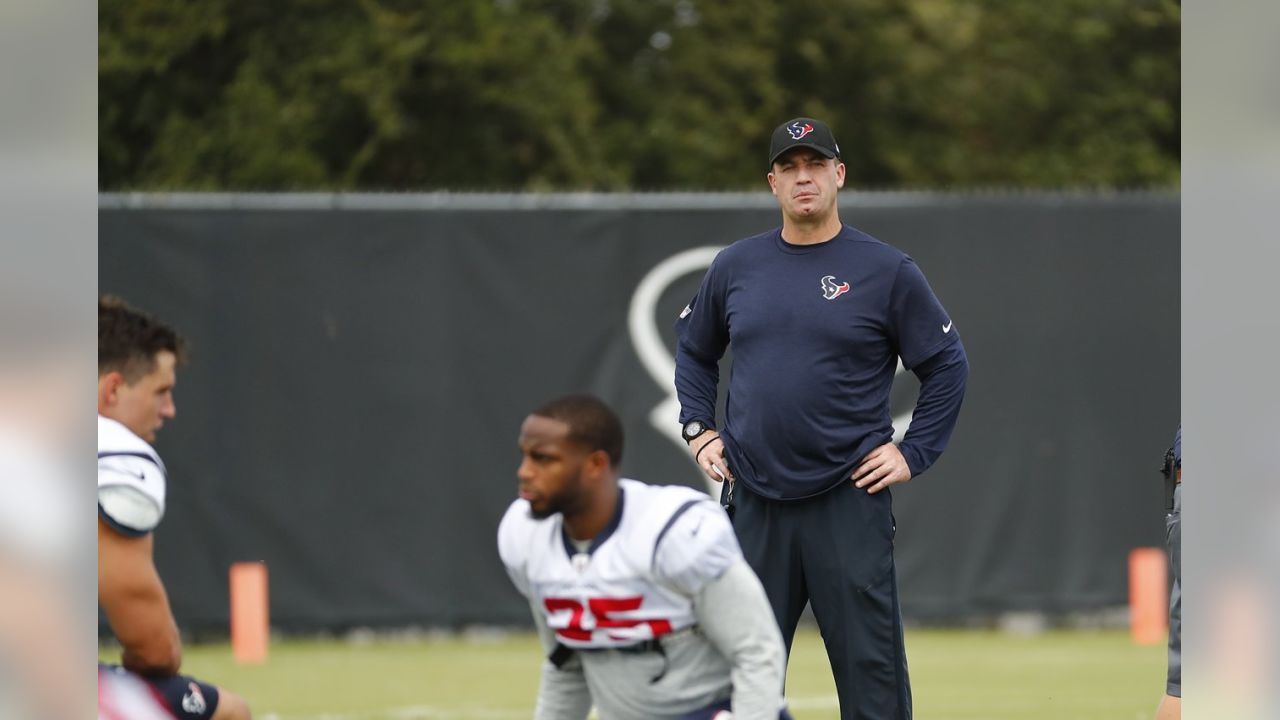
[820, 275, 850, 300]
[787, 121, 814, 140]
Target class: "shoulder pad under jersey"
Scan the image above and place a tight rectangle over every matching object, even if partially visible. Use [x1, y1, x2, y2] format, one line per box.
[498, 498, 545, 597]
[97, 416, 166, 534]
[649, 495, 741, 596]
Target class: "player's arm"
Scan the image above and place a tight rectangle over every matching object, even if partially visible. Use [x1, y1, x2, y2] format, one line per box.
[694, 559, 787, 720]
[97, 517, 182, 675]
[529, 598, 592, 720]
[655, 502, 786, 720]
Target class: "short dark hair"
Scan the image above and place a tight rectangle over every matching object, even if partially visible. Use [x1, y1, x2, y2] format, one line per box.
[98, 296, 186, 382]
[532, 394, 624, 467]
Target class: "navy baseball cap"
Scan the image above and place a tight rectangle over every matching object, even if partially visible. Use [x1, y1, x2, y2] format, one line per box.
[768, 117, 841, 167]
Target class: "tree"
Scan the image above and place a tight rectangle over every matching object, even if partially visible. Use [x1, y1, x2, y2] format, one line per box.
[99, 0, 1179, 190]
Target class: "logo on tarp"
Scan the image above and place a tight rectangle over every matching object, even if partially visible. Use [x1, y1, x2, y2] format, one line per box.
[787, 121, 815, 140]
[820, 275, 850, 300]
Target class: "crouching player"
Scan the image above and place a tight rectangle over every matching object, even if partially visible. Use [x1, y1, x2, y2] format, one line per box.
[498, 395, 791, 720]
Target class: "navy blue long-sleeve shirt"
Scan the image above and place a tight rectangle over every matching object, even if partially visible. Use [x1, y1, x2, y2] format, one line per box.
[674, 224, 969, 500]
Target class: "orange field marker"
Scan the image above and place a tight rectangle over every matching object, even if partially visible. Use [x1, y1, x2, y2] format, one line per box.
[1129, 547, 1168, 645]
[230, 562, 269, 663]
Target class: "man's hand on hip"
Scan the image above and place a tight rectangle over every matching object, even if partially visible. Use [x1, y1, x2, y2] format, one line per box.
[690, 432, 734, 483]
[852, 442, 912, 494]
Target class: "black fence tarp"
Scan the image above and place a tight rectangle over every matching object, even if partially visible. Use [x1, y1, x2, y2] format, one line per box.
[98, 193, 1179, 633]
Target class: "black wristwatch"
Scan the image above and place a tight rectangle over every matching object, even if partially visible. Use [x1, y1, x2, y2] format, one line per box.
[681, 420, 712, 444]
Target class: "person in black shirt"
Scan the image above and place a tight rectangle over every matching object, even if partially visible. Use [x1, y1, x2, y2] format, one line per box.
[674, 118, 969, 720]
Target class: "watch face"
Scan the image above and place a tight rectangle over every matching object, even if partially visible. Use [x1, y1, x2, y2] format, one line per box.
[683, 421, 706, 440]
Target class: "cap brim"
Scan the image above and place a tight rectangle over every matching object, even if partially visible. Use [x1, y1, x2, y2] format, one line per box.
[769, 143, 839, 167]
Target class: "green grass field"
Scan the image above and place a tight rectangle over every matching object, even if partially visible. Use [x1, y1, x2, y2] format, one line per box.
[102, 628, 1165, 719]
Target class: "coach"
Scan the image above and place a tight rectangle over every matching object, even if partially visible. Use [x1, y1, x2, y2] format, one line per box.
[674, 117, 969, 720]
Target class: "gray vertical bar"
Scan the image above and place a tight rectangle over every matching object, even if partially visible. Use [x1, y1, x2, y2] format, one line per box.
[1183, 1, 1280, 717]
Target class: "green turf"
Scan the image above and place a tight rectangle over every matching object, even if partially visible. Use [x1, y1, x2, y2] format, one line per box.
[101, 628, 1166, 719]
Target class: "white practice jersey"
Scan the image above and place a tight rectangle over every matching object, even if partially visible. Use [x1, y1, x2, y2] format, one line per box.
[97, 415, 167, 536]
[498, 478, 740, 650]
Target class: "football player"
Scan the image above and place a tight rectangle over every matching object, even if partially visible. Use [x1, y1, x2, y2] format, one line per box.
[498, 394, 791, 720]
[97, 296, 251, 720]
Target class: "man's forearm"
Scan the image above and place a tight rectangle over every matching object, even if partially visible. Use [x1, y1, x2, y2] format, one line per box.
[534, 662, 592, 720]
[674, 342, 721, 425]
[111, 601, 182, 676]
[900, 339, 969, 476]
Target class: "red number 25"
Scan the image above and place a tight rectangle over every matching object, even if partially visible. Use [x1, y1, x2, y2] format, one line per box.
[543, 596, 672, 642]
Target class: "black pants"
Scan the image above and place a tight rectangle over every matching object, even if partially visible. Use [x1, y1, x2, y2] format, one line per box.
[99, 663, 220, 720]
[728, 480, 911, 720]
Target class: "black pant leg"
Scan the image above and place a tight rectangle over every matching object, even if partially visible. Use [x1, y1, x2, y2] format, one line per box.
[801, 483, 912, 720]
[731, 481, 809, 657]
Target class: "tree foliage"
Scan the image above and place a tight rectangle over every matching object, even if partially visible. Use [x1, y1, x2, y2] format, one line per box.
[99, 0, 1179, 190]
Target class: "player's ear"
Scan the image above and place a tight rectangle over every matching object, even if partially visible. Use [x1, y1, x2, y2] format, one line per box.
[98, 371, 125, 409]
[835, 162, 846, 189]
[585, 449, 610, 478]
[767, 171, 778, 196]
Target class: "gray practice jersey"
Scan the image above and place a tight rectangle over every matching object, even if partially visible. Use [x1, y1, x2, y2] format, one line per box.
[498, 480, 786, 720]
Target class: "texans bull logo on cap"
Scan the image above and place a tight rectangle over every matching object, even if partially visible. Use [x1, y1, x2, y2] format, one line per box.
[787, 121, 815, 140]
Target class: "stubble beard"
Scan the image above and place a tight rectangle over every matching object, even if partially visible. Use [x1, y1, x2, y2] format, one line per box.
[787, 200, 834, 228]
[527, 474, 588, 521]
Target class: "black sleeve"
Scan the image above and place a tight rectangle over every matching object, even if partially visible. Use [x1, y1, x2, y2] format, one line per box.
[898, 338, 969, 477]
[674, 259, 729, 425]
